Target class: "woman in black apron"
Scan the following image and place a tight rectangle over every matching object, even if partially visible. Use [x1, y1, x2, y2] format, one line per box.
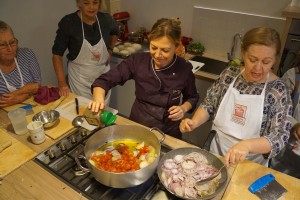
[52, 0, 119, 100]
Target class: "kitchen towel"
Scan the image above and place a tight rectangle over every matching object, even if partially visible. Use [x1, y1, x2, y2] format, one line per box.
[34, 86, 60, 105]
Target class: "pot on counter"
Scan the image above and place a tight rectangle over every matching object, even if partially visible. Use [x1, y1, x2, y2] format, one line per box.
[75, 124, 165, 188]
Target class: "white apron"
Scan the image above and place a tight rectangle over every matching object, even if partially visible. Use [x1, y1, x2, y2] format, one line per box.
[0, 58, 24, 92]
[210, 70, 269, 166]
[68, 14, 111, 102]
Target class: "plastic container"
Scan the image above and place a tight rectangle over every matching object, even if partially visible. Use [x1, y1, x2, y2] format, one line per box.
[27, 121, 46, 144]
[7, 108, 28, 135]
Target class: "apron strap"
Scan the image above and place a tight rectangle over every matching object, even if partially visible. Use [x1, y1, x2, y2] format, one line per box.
[80, 12, 85, 39]
[80, 13, 103, 41]
[0, 58, 24, 92]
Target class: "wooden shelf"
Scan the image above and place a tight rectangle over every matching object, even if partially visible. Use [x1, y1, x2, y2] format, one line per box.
[282, 4, 300, 19]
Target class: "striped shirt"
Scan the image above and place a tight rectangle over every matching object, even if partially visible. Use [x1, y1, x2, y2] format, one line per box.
[0, 48, 41, 95]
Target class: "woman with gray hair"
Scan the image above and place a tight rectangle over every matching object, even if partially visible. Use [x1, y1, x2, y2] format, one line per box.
[0, 20, 41, 108]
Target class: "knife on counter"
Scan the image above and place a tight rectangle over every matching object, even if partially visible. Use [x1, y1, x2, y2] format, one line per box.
[75, 97, 79, 115]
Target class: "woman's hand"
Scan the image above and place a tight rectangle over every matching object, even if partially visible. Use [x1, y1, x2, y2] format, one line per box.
[224, 140, 251, 166]
[294, 127, 300, 143]
[0, 93, 21, 108]
[58, 81, 70, 97]
[88, 100, 105, 113]
[89, 87, 106, 112]
[180, 118, 196, 133]
[168, 105, 184, 121]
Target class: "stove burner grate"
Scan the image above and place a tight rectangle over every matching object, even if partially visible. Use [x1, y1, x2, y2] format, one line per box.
[34, 128, 180, 200]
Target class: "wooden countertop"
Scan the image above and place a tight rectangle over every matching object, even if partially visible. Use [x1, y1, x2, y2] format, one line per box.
[223, 160, 300, 200]
[0, 97, 299, 199]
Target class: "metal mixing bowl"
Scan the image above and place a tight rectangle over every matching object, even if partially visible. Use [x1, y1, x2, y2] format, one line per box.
[32, 110, 60, 128]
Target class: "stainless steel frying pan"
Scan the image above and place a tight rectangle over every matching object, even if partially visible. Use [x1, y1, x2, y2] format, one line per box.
[157, 147, 228, 200]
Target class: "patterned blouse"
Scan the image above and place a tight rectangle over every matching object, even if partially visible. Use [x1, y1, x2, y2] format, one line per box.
[200, 66, 293, 158]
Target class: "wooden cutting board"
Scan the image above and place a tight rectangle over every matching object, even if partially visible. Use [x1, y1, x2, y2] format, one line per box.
[3, 93, 78, 140]
[222, 160, 300, 200]
[0, 129, 36, 177]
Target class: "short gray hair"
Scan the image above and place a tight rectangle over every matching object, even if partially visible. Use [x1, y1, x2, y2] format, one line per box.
[0, 20, 13, 34]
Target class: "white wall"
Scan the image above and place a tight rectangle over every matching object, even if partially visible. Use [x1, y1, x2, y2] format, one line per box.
[120, 0, 290, 58]
[120, 0, 290, 36]
[0, 1, 76, 85]
[0, 0, 291, 85]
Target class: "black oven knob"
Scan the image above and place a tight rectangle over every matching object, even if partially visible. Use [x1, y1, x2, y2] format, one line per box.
[70, 135, 77, 143]
[58, 142, 67, 151]
[48, 149, 56, 159]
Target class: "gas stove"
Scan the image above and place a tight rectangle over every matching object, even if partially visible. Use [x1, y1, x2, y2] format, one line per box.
[34, 127, 181, 200]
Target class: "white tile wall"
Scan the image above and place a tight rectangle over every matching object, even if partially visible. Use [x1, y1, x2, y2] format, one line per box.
[191, 6, 286, 59]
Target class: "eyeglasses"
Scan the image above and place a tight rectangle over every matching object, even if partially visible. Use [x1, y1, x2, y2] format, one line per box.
[0, 38, 18, 50]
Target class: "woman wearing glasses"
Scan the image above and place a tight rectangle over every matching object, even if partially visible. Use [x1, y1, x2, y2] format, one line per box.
[0, 20, 41, 108]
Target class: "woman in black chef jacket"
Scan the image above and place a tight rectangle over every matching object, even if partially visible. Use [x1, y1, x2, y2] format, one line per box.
[52, 0, 119, 101]
[180, 27, 293, 167]
[89, 18, 200, 139]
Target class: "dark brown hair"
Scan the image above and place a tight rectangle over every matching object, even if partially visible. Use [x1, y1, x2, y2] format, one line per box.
[148, 18, 181, 47]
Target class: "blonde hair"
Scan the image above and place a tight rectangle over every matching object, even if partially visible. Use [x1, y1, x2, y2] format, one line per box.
[76, 0, 103, 10]
[242, 27, 281, 57]
[148, 18, 181, 47]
